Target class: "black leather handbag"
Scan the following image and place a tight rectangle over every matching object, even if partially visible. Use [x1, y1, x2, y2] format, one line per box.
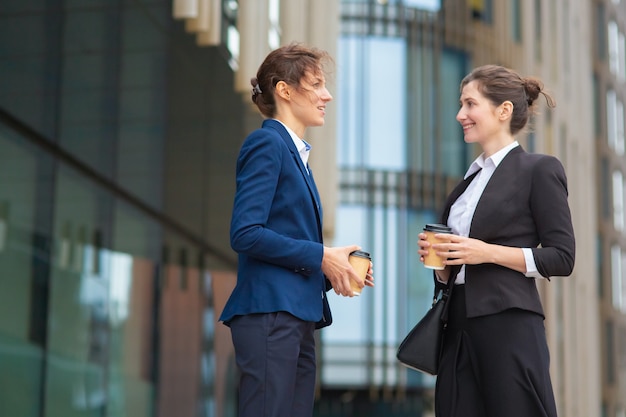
[396, 276, 456, 375]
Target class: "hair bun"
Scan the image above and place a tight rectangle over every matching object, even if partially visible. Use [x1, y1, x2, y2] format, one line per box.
[522, 78, 542, 106]
[250, 77, 262, 102]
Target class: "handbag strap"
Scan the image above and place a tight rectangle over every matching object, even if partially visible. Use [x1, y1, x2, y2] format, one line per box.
[436, 265, 460, 323]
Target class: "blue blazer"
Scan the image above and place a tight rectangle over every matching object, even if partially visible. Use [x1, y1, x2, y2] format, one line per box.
[219, 119, 333, 328]
[439, 146, 575, 318]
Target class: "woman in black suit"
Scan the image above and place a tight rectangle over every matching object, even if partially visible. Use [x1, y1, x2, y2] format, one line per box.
[418, 65, 575, 417]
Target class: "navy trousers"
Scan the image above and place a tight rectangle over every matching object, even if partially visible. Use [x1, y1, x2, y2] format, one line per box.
[229, 312, 317, 417]
[435, 285, 558, 417]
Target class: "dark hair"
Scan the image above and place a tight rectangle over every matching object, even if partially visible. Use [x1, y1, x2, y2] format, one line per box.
[250, 43, 332, 118]
[460, 65, 556, 135]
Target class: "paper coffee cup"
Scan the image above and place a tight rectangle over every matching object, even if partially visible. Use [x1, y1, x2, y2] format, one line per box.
[348, 250, 371, 296]
[423, 224, 452, 270]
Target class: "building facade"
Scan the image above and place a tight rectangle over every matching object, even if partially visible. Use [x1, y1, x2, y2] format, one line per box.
[324, 1, 599, 417]
[0, 0, 619, 416]
[595, 1, 626, 416]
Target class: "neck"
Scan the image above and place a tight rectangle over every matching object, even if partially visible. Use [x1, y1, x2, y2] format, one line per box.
[275, 115, 305, 138]
[482, 136, 515, 158]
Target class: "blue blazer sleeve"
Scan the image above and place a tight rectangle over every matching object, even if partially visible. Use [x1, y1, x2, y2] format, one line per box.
[230, 125, 323, 270]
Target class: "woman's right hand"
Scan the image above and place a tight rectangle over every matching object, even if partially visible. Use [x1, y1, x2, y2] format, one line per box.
[417, 232, 430, 264]
[417, 232, 450, 283]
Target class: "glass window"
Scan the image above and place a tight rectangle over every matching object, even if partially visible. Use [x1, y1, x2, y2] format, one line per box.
[438, 50, 468, 177]
[602, 158, 611, 219]
[611, 246, 623, 311]
[611, 247, 626, 315]
[223, 0, 239, 69]
[612, 170, 624, 231]
[322, 204, 436, 388]
[268, 0, 280, 49]
[404, 0, 440, 11]
[534, 0, 542, 60]
[0, 6, 59, 139]
[561, 2, 570, 76]
[0, 129, 45, 417]
[617, 99, 625, 156]
[608, 89, 617, 150]
[598, 236, 604, 298]
[620, 31, 626, 81]
[470, 0, 493, 23]
[606, 320, 615, 384]
[406, 43, 468, 177]
[608, 21, 620, 76]
[43, 164, 158, 417]
[338, 36, 407, 171]
[594, 75, 601, 136]
[596, 3, 607, 61]
[511, 0, 522, 43]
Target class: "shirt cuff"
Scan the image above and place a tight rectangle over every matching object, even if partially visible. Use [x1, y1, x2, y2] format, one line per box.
[522, 248, 545, 279]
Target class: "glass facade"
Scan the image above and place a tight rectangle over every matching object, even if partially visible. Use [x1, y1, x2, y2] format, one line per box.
[0, 110, 167, 417]
[0, 1, 245, 416]
[317, 2, 470, 414]
[598, 1, 626, 416]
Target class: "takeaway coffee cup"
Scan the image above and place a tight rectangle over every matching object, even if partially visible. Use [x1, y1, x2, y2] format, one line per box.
[423, 224, 453, 270]
[348, 250, 371, 296]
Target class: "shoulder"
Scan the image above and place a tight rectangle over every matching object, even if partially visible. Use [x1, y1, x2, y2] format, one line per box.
[517, 152, 568, 191]
[509, 148, 565, 173]
[241, 123, 288, 153]
[525, 153, 565, 175]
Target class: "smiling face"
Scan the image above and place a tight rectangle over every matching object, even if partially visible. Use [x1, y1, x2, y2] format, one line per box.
[276, 68, 333, 137]
[456, 80, 513, 154]
[292, 70, 333, 128]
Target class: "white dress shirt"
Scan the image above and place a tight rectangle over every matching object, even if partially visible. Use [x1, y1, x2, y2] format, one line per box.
[275, 119, 311, 172]
[447, 141, 541, 284]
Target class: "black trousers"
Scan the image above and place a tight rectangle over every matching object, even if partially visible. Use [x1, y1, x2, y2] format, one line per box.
[229, 312, 317, 417]
[435, 285, 558, 417]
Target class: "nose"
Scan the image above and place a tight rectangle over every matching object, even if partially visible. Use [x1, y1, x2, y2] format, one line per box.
[456, 107, 464, 123]
[321, 87, 333, 102]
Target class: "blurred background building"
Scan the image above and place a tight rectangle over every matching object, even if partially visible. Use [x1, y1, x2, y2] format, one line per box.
[0, 0, 621, 416]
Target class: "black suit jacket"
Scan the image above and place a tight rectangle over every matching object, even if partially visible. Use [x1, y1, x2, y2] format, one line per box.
[439, 146, 575, 318]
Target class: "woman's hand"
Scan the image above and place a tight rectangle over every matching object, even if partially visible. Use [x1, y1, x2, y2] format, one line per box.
[417, 232, 451, 283]
[431, 234, 527, 274]
[365, 262, 375, 287]
[432, 234, 490, 266]
[417, 232, 431, 263]
[322, 245, 361, 297]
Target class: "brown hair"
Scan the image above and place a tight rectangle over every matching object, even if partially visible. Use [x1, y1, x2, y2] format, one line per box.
[460, 65, 556, 135]
[250, 43, 332, 118]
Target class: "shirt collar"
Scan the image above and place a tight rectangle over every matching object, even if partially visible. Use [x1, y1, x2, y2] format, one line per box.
[274, 119, 311, 154]
[464, 141, 519, 179]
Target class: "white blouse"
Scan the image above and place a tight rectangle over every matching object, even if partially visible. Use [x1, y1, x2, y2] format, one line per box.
[447, 141, 541, 284]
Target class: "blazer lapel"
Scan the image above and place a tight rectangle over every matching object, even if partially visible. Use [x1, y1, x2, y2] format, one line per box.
[469, 146, 524, 237]
[442, 170, 481, 223]
[263, 120, 324, 238]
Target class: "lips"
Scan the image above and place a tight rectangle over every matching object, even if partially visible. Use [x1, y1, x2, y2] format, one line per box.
[462, 123, 475, 131]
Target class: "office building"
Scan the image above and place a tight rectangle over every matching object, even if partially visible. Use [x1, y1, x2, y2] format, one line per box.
[0, 0, 619, 416]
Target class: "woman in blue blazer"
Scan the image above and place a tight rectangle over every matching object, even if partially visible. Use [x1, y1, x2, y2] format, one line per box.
[418, 65, 575, 417]
[219, 43, 373, 417]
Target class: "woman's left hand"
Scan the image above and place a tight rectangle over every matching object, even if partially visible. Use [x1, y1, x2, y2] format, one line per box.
[365, 262, 375, 287]
[432, 234, 492, 266]
[434, 234, 529, 273]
